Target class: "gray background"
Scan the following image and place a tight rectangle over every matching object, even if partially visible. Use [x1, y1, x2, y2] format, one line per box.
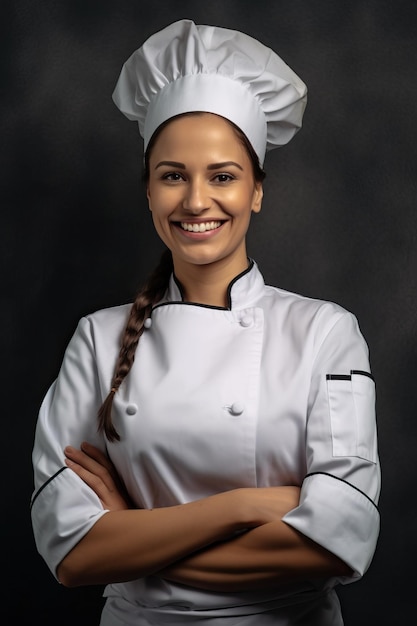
[3, 0, 416, 623]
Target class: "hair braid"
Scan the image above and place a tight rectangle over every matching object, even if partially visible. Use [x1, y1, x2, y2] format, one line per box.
[98, 248, 173, 441]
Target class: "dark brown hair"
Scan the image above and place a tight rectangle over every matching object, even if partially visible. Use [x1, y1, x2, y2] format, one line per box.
[98, 112, 265, 441]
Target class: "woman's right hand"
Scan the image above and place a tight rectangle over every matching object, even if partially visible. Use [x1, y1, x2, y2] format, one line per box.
[64, 442, 132, 511]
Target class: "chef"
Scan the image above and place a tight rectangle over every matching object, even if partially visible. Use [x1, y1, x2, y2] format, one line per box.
[31, 19, 380, 626]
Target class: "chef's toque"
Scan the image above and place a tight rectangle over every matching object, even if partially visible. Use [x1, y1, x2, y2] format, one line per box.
[112, 19, 307, 166]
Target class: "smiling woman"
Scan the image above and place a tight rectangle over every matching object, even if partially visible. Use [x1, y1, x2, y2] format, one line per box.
[30, 19, 380, 626]
[146, 113, 263, 302]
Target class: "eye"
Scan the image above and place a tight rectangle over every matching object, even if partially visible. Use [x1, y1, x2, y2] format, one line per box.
[162, 172, 184, 182]
[212, 173, 235, 183]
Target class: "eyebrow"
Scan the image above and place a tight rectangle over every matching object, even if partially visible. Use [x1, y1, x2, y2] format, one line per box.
[207, 161, 243, 171]
[155, 161, 186, 169]
[154, 160, 243, 171]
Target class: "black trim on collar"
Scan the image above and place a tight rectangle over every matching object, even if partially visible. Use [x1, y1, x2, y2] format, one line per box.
[30, 466, 67, 510]
[157, 259, 255, 312]
[153, 300, 229, 312]
[226, 260, 254, 309]
[305, 471, 379, 510]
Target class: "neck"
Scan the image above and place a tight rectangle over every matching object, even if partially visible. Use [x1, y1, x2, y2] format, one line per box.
[173, 256, 250, 308]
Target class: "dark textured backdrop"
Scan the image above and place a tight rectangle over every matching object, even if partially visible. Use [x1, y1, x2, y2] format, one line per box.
[3, 1, 416, 624]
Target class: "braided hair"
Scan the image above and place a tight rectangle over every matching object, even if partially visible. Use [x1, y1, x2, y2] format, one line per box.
[98, 248, 173, 441]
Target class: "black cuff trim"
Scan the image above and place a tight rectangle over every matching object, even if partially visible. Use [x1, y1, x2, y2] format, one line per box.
[305, 471, 379, 510]
[30, 466, 67, 510]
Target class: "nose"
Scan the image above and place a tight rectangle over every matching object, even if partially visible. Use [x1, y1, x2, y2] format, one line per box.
[182, 178, 210, 214]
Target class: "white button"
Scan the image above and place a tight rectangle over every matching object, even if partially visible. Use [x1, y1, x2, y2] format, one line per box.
[229, 402, 244, 416]
[126, 404, 138, 415]
[144, 318, 152, 329]
[240, 315, 252, 327]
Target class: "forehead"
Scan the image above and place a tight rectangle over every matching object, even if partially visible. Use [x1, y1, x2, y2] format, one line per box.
[149, 113, 247, 160]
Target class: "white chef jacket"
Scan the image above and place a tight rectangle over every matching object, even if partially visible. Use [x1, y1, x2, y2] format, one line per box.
[31, 260, 381, 625]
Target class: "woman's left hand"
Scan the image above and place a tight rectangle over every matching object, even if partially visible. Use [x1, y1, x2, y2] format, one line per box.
[64, 442, 132, 511]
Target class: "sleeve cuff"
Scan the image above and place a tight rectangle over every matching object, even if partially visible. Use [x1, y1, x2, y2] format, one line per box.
[31, 467, 109, 579]
[282, 472, 380, 577]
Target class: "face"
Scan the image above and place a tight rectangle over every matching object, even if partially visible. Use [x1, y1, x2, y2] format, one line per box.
[146, 113, 263, 277]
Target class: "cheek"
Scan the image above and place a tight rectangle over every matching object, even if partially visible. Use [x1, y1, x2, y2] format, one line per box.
[225, 186, 257, 214]
[150, 214, 172, 248]
[148, 187, 180, 215]
[148, 192, 168, 219]
[149, 201, 177, 246]
[150, 211, 167, 235]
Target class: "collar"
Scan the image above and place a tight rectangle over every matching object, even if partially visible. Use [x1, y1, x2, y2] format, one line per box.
[165, 259, 265, 310]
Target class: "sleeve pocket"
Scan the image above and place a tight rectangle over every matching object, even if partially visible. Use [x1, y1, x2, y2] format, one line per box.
[327, 371, 377, 463]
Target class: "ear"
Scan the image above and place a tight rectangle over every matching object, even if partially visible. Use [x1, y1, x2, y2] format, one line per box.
[146, 185, 152, 211]
[251, 183, 263, 214]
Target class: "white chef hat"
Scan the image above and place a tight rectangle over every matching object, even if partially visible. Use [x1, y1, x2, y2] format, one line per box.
[112, 19, 307, 166]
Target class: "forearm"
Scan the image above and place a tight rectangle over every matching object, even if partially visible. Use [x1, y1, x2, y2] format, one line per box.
[160, 519, 352, 592]
[57, 493, 244, 587]
[58, 445, 303, 588]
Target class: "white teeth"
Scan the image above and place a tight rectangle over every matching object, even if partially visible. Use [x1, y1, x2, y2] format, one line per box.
[180, 221, 221, 232]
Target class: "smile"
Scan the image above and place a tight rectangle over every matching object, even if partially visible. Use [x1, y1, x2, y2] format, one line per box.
[180, 221, 222, 233]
